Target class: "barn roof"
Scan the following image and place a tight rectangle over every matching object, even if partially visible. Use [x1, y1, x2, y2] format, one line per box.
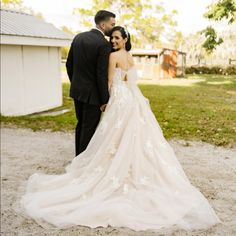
[0, 8, 73, 40]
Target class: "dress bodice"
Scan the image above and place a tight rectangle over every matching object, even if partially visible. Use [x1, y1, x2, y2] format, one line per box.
[112, 66, 137, 86]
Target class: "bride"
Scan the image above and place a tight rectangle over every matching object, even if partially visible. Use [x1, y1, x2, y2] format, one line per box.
[13, 26, 222, 232]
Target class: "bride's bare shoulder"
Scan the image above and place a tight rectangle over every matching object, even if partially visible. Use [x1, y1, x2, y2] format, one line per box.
[110, 51, 134, 67]
[111, 50, 132, 58]
[110, 51, 120, 57]
[109, 51, 120, 60]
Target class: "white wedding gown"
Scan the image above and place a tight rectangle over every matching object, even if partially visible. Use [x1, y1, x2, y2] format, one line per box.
[13, 66, 222, 232]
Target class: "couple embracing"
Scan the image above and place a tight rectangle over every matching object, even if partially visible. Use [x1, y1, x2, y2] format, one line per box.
[14, 10, 222, 232]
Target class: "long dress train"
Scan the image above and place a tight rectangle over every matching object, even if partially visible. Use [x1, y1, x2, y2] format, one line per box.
[13, 66, 222, 232]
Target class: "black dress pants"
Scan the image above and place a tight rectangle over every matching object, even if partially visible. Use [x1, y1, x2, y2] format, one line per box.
[73, 99, 101, 156]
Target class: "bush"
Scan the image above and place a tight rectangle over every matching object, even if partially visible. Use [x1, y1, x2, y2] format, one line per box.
[226, 66, 236, 75]
[61, 47, 69, 60]
[186, 66, 236, 75]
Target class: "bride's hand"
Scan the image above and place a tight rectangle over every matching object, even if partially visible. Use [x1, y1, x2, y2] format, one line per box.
[100, 104, 107, 112]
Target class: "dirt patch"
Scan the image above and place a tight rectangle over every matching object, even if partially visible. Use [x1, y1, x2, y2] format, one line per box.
[1, 128, 235, 236]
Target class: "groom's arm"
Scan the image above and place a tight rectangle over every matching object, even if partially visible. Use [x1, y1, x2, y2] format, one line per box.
[96, 42, 111, 105]
[66, 40, 74, 82]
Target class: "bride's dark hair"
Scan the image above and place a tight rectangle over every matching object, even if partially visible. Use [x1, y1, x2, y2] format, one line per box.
[110, 26, 132, 51]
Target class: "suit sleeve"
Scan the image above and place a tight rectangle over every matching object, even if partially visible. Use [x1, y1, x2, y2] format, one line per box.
[66, 40, 74, 82]
[96, 42, 111, 105]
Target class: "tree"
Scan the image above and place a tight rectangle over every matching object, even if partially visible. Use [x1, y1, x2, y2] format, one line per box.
[73, 0, 178, 48]
[170, 31, 184, 50]
[60, 26, 76, 59]
[61, 26, 76, 35]
[0, 0, 23, 8]
[202, 0, 236, 53]
[182, 33, 208, 66]
[201, 26, 223, 54]
[1, 0, 44, 20]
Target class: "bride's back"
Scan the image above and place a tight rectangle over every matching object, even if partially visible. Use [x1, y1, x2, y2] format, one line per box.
[112, 50, 134, 71]
[108, 50, 137, 87]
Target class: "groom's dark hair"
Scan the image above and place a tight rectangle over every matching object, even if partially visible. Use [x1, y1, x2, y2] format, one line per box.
[94, 10, 116, 24]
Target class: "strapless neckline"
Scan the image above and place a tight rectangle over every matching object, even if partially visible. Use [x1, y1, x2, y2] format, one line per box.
[115, 66, 135, 73]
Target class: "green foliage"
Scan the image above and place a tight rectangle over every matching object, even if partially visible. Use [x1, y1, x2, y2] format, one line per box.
[202, 0, 236, 53]
[172, 31, 183, 49]
[0, 0, 22, 6]
[73, 0, 178, 48]
[60, 26, 75, 59]
[60, 26, 75, 34]
[61, 47, 69, 59]
[1, 0, 46, 20]
[186, 66, 236, 75]
[201, 26, 224, 53]
[182, 32, 210, 65]
[61, 47, 70, 60]
[204, 0, 236, 23]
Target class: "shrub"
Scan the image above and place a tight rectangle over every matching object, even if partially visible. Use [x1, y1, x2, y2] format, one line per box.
[186, 66, 236, 75]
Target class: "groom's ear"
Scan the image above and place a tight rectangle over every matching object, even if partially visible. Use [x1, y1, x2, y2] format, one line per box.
[99, 22, 105, 30]
[101, 22, 105, 28]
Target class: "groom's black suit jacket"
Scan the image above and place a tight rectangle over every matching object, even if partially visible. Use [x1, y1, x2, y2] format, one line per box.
[66, 29, 111, 105]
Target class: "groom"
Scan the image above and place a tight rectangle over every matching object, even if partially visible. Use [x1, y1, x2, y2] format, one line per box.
[66, 10, 116, 156]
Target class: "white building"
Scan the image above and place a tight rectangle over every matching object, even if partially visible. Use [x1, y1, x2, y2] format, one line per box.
[0, 9, 73, 116]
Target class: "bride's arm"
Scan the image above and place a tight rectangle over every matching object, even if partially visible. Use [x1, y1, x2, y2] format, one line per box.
[108, 53, 117, 92]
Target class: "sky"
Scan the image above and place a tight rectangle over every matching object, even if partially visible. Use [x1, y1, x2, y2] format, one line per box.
[22, 0, 228, 36]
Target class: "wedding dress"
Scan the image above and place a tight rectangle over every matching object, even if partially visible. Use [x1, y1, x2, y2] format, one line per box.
[13, 66, 222, 232]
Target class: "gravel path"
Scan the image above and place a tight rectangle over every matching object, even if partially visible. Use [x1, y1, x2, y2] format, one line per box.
[1, 127, 235, 236]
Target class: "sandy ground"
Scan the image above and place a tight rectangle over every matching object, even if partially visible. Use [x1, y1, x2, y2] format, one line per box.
[1, 127, 236, 236]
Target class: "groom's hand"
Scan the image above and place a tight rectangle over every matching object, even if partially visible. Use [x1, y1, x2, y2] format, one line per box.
[100, 104, 107, 112]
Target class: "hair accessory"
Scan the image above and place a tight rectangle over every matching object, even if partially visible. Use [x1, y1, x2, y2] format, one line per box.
[124, 28, 129, 39]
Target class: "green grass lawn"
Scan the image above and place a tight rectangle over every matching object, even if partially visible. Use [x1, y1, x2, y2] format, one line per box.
[1, 74, 235, 146]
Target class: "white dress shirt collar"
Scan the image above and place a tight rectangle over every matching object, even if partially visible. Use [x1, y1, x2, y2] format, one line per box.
[93, 27, 105, 36]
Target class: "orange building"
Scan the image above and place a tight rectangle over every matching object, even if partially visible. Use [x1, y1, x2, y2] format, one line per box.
[131, 48, 186, 80]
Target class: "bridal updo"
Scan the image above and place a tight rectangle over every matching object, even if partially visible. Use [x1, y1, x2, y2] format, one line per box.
[110, 26, 132, 51]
